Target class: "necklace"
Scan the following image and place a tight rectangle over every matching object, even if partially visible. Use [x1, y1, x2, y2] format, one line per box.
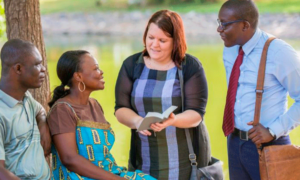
[147, 57, 174, 70]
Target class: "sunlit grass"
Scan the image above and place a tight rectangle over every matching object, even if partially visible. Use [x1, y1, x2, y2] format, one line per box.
[40, 0, 300, 14]
[40, 0, 130, 14]
[256, 0, 300, 13]
[0, 0, 6, 41]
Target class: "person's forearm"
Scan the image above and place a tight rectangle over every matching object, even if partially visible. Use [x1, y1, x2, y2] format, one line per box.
[62, 154, 124, 180]
[115, 108, 142, 129]
[36, 108, 51, 155]
[269, 100, 300, 138]
[0, 166, 20, 180]
[38, 121, 51, 155]
[172, 110, 202, 128]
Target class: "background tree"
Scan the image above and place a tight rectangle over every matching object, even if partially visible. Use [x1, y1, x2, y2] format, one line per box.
[3, 0, 50, 110]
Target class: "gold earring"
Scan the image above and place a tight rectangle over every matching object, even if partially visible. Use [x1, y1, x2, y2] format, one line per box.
[78, 81, 86, 92]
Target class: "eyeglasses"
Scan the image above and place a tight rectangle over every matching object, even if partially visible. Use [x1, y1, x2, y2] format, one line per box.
[217, 19, 245, 30]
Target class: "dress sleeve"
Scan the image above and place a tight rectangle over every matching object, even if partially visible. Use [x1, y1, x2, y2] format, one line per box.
[184, 54, 208, 118]
[92, 98, 104, 114]
[47, 103, 77, 136]
[115, 57, 134, 112]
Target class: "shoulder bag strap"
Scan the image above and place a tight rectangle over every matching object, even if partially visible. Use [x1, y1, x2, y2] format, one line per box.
[178, 64, 198, 178]
[252, 37, 276, 151]
[252, 37, 276, 125]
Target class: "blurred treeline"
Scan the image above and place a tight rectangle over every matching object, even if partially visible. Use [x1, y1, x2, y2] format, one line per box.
[125, 0, 219, 6]
[137, 0, 218, 5]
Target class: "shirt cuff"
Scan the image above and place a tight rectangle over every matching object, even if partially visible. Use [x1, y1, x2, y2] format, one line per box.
[269, 119, 285, 140]
[0, 150, 5, 160]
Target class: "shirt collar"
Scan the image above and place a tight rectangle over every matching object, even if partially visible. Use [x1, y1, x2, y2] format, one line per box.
[0, 89, 29, 108]
[137, 53, 145, 64]
[242, 28, 262, 56]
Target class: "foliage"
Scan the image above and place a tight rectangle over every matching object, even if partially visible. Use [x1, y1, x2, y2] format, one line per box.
[40, 0, 300, 14]
[146, 0, 219, 5]
[0, 0, 6, 41]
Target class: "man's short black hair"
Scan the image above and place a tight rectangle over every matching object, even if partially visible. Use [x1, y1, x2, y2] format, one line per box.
[221, 0, 259, 29]
[0, 39, 36, 74]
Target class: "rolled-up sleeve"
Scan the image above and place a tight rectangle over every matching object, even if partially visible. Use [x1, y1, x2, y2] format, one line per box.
[25, 91, 43, 117]
[47, 104, 77, 135]
[0, 120, 5, 160]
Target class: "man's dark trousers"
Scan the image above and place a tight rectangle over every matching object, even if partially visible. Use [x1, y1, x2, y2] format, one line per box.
[228, 133, 291, 180]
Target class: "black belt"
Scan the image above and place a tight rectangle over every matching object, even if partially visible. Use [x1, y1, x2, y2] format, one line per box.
[232, 128, 249, 141]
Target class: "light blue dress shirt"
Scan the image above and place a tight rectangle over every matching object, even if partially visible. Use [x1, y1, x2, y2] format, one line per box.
[223, 29, 300, 138]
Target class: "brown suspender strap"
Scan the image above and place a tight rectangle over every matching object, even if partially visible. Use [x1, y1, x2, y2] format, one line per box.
[252, 37, 276, 126]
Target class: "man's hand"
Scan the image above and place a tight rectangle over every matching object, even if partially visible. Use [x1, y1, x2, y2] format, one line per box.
[248, 121, 274, 145]
[36, 108, 51, 156]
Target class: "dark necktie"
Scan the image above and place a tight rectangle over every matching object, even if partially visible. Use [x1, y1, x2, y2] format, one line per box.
[223, 47, 244, 136]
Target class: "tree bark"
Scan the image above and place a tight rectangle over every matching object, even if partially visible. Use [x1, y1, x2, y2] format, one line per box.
[4, 0, 50, 110]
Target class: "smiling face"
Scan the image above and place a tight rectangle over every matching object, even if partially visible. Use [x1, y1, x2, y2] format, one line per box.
[217, 7, 245, 47]
[19, 47, 46, 89]
[78, 53, 105, 91]
[145, 23, 174, 63]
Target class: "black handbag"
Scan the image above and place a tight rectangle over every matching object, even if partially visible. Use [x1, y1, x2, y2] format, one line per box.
[178, 65, 224, 180]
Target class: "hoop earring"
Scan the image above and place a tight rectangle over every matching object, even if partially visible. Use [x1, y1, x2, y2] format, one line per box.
[78, 81, 86, 92]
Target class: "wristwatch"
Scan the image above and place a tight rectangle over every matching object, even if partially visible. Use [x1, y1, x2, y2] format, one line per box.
[267, 128, 276, 140]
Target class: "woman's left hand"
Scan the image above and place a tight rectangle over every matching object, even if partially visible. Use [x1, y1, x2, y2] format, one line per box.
[150, 113, 176, 132]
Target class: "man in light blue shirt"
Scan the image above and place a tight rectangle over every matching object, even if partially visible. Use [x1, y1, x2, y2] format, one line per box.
[0, 39, 51, 180]
[217, 0, 300, 179]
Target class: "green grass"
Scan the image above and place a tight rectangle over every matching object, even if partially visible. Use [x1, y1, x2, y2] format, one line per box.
[0, 0, 6, 41]
[40, 0, 300, 14]
[256, 0, 300, 13]
[40, 0, 128, 14]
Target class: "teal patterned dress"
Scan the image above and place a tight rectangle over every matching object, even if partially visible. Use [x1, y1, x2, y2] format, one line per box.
[51, 102, 156, 180]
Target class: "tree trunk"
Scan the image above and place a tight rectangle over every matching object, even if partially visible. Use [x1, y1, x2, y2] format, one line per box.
[3, 0, 50, 110]
[4, 0, 51, 175]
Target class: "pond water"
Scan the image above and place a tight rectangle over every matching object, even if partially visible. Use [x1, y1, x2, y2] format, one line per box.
[22, 35, 300, 179]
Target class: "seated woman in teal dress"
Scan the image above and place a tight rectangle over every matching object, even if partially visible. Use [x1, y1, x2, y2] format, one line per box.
[47, 50, 156, 180]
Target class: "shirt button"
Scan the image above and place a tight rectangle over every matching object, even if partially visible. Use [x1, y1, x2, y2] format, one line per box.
[237, 100, 240, 103]
[241, 71, 244, 74]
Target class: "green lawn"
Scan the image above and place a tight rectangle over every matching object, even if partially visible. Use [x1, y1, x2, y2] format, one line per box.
[40, 0, 300, 14]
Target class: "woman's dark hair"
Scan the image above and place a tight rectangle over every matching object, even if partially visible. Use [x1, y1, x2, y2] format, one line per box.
[143, 10, 187, 68]
[48, 50, 89, 107]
